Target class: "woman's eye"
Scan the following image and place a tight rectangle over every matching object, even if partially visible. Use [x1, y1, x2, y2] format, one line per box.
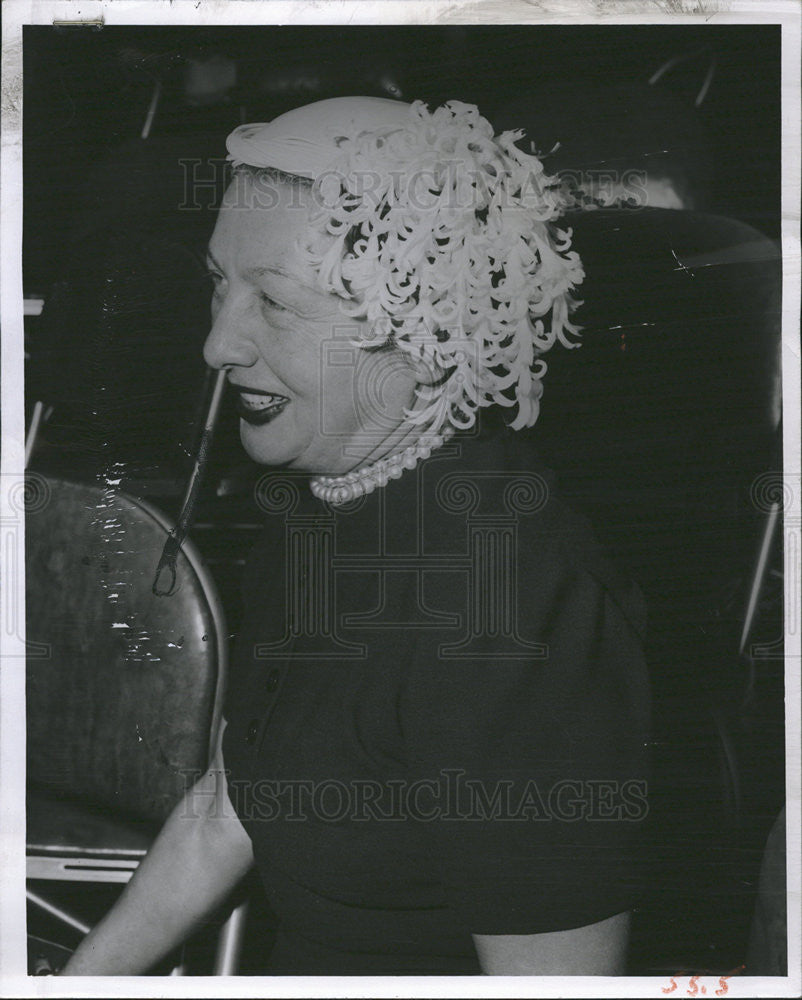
[260, 291, 288, 313]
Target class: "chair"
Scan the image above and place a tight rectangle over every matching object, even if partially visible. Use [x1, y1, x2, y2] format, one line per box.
[26, 475, 248, 974]
[534, 208, 783, 974]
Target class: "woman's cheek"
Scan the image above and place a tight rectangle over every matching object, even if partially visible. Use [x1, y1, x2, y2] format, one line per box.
[318, 363, 360, 439]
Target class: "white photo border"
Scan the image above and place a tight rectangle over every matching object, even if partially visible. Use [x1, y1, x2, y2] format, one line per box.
[1, 1, 799, 997]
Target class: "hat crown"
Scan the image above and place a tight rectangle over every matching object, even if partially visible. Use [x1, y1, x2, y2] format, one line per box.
[226, 96, 412, 178]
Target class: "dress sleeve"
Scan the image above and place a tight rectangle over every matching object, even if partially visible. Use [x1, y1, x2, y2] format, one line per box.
[403, 528, 653, 935]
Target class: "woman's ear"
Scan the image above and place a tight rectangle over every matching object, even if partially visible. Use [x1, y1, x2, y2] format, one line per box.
[405, 353, 452, 397]
[405, 350, 437, 385]
[396, 324, 450, 388]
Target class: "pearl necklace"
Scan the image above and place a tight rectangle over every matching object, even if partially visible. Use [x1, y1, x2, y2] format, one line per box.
[309, 426, 455, 505]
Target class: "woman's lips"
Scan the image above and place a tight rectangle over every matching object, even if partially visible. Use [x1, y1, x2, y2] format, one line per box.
[232, 385, 290, 426]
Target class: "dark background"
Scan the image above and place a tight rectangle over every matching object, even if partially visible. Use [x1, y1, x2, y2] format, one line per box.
[24, 23, 781, 289]
[23, 23, 785, 978]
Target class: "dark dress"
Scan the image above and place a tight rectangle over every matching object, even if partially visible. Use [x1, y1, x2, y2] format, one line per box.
[222, 426, 652, 974]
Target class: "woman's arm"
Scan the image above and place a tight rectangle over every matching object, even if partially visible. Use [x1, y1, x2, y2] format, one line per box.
[472, 911, 630, 975]
[62, 730, 254, 975]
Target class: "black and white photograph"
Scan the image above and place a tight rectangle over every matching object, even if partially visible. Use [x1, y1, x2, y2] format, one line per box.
[0, 2, 799, 995]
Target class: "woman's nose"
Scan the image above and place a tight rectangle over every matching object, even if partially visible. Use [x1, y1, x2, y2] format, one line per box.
[203, 298, 258, 370]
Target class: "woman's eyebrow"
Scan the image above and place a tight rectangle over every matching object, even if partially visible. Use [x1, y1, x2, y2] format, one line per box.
[205, 248, 317, 295]
[246, 265, 317, 295]
[204, 250, 324, 317]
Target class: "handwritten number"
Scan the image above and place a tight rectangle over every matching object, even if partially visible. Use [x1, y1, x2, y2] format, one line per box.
[662, 966, 743, 997]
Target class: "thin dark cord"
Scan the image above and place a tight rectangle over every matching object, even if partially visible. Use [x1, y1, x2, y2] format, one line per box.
[152, 369, 227, 596]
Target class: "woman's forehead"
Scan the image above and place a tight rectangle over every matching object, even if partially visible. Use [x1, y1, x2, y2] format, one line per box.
[211, 180, 324, 276]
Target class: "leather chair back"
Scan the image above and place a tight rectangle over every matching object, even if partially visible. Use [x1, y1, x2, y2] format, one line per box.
[26, 476, 226, 824]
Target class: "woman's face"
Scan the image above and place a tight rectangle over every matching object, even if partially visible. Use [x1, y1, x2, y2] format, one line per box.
[203, 175, 418, 472]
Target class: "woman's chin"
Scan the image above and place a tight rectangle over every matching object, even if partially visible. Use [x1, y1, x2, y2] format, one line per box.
[239, 418, 305, 467]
